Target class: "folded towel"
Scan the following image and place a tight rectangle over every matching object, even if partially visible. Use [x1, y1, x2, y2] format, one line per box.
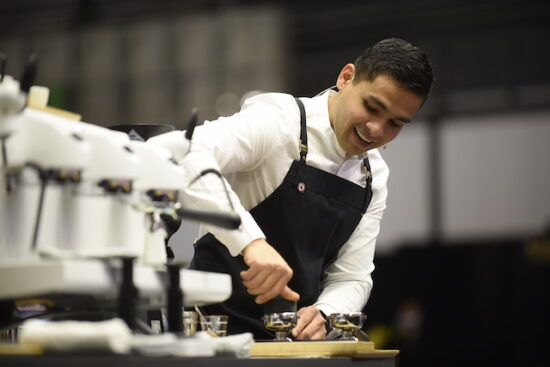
[195, 331, 254, 358]
[131, 333, 179, 357]
[19, 318, 132, 354]
[19, 318, 254, 358]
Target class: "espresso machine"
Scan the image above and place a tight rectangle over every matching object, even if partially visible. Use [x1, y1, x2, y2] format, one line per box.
[0, 80, 91, 260]
[0, 66, 235, 339]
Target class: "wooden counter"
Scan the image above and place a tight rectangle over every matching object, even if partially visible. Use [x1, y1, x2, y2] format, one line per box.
[251, 340, 399, 359]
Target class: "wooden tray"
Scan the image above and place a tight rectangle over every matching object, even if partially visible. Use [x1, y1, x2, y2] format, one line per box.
[250, 340, 399, 358]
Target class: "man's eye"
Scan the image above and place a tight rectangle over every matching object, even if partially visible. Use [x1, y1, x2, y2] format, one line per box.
[390, 119, 404, 128]
[365, 103, 378, 114]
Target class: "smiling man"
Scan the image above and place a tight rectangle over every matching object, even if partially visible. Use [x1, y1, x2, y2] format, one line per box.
[172, 37, 433, 340]
[329, 71, 422, 156]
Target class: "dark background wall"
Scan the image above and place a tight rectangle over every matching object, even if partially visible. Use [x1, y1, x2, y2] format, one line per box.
[2, 0, 550, 115]
[365, 239, 549, 366]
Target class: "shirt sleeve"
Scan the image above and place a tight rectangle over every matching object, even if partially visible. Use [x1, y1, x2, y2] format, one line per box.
[314, 151, 389, 314]
[178, 93, 296, 256]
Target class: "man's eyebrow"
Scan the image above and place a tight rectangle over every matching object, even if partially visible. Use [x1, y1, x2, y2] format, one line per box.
[368, 95, 387, 111]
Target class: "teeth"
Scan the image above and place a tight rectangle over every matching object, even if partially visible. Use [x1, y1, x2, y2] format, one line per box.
[354, 128, 372, 143]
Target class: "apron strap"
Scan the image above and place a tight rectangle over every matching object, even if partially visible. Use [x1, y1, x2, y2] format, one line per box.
[295, 96, 372, 214]
[362, 157, 373, 214]
[295, 97, 308, 162]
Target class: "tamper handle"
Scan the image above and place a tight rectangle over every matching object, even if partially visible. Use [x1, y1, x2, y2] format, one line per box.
[263, 296, 297, 314]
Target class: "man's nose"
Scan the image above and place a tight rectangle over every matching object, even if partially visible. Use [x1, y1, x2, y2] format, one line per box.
[366, 120, 384, 138]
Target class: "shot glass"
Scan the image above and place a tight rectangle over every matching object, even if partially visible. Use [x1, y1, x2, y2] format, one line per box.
[199, 315, 228, 337]
[182, 311, 198, 337]
[329, 312, 366, 340]
[263, 312, 297, 342]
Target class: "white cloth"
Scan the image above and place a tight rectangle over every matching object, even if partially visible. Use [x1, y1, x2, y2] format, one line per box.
[131, 331, 253, 357]
[132, 332, 216, 357]
[178, 91, 389, 314]
[194, 331, 255, 358]
[131, 333, 180, 356]
[19, 318, 253, 358]
[19, 318, 132, 354]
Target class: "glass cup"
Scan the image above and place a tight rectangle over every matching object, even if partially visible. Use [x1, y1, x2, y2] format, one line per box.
[329, 312, 366, 340]
[0, 327, 18, 343]
[199, 315, 228, 337]
[182, 311, 198, 337]
[263, 312, 297, 342]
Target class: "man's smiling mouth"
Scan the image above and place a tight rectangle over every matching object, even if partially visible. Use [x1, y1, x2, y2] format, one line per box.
[354, 127, 373, 144]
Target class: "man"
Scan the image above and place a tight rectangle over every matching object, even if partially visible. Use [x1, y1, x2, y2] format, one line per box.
[177, 37, 433, 340]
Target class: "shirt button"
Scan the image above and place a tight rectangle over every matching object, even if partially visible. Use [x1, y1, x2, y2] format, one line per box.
[297, 182, 306, 193]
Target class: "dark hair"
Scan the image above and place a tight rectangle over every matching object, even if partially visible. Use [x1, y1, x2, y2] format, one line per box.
[354, 38, 434, 102]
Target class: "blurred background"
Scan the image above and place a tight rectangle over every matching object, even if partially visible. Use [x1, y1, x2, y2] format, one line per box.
[1, 0, 549, 366]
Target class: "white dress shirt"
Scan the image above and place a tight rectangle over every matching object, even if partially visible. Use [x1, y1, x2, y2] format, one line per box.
[178, 91, 389, 314]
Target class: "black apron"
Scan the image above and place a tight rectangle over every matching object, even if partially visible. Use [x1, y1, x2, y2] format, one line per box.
[190, 97, 373, 339]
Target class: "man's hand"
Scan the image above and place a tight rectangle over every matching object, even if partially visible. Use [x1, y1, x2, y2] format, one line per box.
[240, 239, 300, 304]
[292, 306, 327, 340]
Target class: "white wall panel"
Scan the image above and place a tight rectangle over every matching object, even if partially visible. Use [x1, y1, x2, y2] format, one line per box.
[376, 120, 431, 254]
[441, 110, 550, 240]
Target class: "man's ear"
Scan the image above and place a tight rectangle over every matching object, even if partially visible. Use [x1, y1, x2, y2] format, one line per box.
[336, 63, 356, 90]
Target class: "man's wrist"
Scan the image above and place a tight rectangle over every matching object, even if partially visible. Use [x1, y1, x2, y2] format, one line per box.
[240, 237, 265, 256]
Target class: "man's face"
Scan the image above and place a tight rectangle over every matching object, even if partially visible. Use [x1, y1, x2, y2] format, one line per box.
[328, 64, 423, 157]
